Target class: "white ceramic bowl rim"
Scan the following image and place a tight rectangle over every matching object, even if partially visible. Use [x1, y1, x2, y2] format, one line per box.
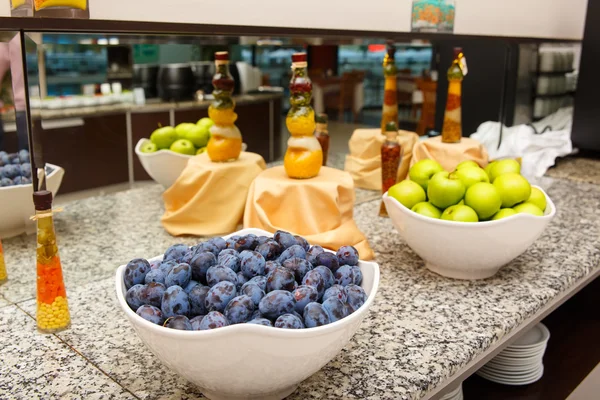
[382, 185, 556, 228]
[0, 163, 62, 192]
[115, 228, 380, 339]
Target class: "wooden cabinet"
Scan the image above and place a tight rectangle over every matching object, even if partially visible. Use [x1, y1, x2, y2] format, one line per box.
[35, 114, 129, 193]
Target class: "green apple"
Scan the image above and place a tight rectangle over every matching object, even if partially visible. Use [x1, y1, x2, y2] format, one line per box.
[493, 173, 531, 208]
[489, 159, 521, 182]
[484, 161, 497, 180]
[527, 187, 547, 212]
[409, 159, 444, 191]
[441, 205, 479, 222]
[184, 125, 211, 148]
[388, 180, 427, 210]
[513, 202, 544, 216]
[175, 123, 197, 139]
[196, 147, 207, 155]
[197, 117, 215, 128]
[150, 126, 178, 149]
[427, 171, 466, 209]
[169, 139, 196, 155]
[455, 160, 480, 170]
[451, 166, 489, 189]
[491, 208, 517, 220]
[411, 202, 442, 219]
[464, 182, 501, 220]
[140, 142, 158, 153]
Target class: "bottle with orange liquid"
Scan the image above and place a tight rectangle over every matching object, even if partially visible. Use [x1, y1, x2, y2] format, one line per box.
[381, 42, 398, 134]
[0, 239, 7, 284]
[441, 47, 467, 143]
[379, 122, 402, 217]
[284, 53, 323, 179]
[34, 190, 71, 333]
[207, 51, 243, 162]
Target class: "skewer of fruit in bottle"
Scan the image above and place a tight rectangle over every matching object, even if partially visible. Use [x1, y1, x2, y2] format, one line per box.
[381, 42, 399, 134]
[207, 51, 243, 162]
[34, 190, 71, 333]
[284, 53, 323, 179]
[314, 113, 330, 166]
[0, 239, 7, 284]
[380, 122, 402, 217]
[441, 47, 467, 143]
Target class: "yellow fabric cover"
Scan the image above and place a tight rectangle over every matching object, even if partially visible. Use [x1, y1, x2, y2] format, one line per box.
[411, 136, 489, 171]
[243, 166, 374, 260]
[344, 128, 419, 191]
[162, 152, 266, 236]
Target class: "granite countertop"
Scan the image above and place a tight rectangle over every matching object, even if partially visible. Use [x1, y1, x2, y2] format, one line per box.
[1, 165, 599, 399]
[0, 92, 283, 122]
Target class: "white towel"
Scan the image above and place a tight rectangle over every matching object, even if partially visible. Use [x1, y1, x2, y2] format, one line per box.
[471, 107, 573, 178]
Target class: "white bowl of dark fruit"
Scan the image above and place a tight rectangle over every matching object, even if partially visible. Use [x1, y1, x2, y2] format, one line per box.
[115, 228, 380, 400]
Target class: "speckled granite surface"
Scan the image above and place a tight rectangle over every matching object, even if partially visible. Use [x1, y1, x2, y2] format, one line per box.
[1, 173, 599, 399]
[545, 156, 600, 185]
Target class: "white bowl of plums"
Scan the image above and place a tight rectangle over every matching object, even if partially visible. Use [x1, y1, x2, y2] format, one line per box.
[0, 150, 64, 238]
[382, 159, 556, 280]
[115, 228, 380, 400]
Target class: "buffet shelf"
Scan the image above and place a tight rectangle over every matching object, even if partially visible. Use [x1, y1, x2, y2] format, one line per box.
[0, 167, 598, 399]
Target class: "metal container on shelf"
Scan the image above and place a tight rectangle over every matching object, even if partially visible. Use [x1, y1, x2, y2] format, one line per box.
[157, 63, 195, 102]
[133, 64, 159, 99]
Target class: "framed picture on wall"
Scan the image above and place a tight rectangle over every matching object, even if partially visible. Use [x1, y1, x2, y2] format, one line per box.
[411, 0, 455, 33]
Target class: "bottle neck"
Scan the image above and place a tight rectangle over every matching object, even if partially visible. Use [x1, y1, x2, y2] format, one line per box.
[315, 123, 328, 135]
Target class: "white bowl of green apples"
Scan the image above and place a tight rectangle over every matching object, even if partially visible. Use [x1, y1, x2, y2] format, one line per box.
[382, 159, 556, 280]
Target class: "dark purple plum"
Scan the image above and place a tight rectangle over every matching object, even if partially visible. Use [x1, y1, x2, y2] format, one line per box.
[278, 245, 306, 264]
[206, 265, 237, 287]
[247, 318, 272, 326]
[199, 311, 229, 330]
[188, 284, 210, 316]
[255, 241, 283, 261]
[140, 282, 166, 308]
[159, 260, 177, 275]
[282, 257, 312, 282]
[209, 237, 227, 252]
[258, 290, 296, 320]
[303, 302, 331, 328]
[248, 275, 267, 291]
[240, 250, 266, 279]
[275, 313, 305, 329]
[266, 266, 296, 292]
[165, 263, 192, 288]
[234, 235, 258, 252]
[321, 297, 348, 323]
[256, 236, 271, 245]
[218, 252, 240, 272]
[125, 284, 146, 311]
[224, 295, 255, 324]
[301, 269, 325, 299]
[333, 265, 356, 287]
[345, 284, 367, 312]
[293, 285, 318, 314]
[236, 271, 249, 290]
[323, 284, 347, 303]
[136, 305, 164, 325]
[313, 266, 334, 290]
[274, 230, 297, 249]
[306, 245, 325, 265]
[163, 244, 189, 263]
[124, 258, 150, 289]
[336, 245, 359, 266]
[241, 283, 265, 306]
[181, 250, 195, 265]
[189, 251, 217, 284]
[204, 281, 237, 313]
[165, 315, 192, 330]
[250, 309, 262, 320]
[144, 268, 166, 285]
[264, 261, 281, 275]
[294, 235, 310, 251]
[351, 266, 363, 286]
[190, 315, 205, 330]
[316, 252, 340, 273]
[184, 280, 199, 293]
[161, 285, 190, 318]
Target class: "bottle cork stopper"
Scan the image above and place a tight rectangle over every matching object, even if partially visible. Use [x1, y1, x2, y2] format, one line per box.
[292, 53, 307, 63]
[33, 190, 53, 211]
[215, 51, 229, 61]
[315, 113, 328, 124]
[453, 47, 463, 58]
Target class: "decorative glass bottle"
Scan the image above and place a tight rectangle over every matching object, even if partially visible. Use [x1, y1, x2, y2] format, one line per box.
[34, 190, 71, 333]
[284, 53, 323, 179]
[379, 122, 402, 217]
[441, 47, 466, 143]
[381, 42, 398, 134]
[0, 239, 7, 284]
[314, 113, 330, 166]
[207, 51, 243, 162]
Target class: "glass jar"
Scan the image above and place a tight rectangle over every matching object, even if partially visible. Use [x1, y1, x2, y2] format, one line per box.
[380, 122, 402, 217]
[441, 47, 465, 143]
[314, 113, 330, 166]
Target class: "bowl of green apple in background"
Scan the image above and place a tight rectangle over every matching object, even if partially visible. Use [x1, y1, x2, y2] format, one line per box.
[382, 159, 556, 280]
[136, 118, 246, 189]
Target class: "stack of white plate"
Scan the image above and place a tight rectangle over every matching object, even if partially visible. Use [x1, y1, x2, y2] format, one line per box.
[440, 383, 463, 400]
[477, 323, 550, 385]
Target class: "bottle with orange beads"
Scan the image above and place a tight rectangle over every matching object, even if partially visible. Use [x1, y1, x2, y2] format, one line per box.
[381, 41, 398, 134]
[207, 51, 243, 162]
[379, 122, 402, 217]
[34, 190, 70, 333]
[314, 113, 330, 166]
[0, 239, 7, 284]
[284, 53, 323, 179]
[441, 47, 466, 143]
